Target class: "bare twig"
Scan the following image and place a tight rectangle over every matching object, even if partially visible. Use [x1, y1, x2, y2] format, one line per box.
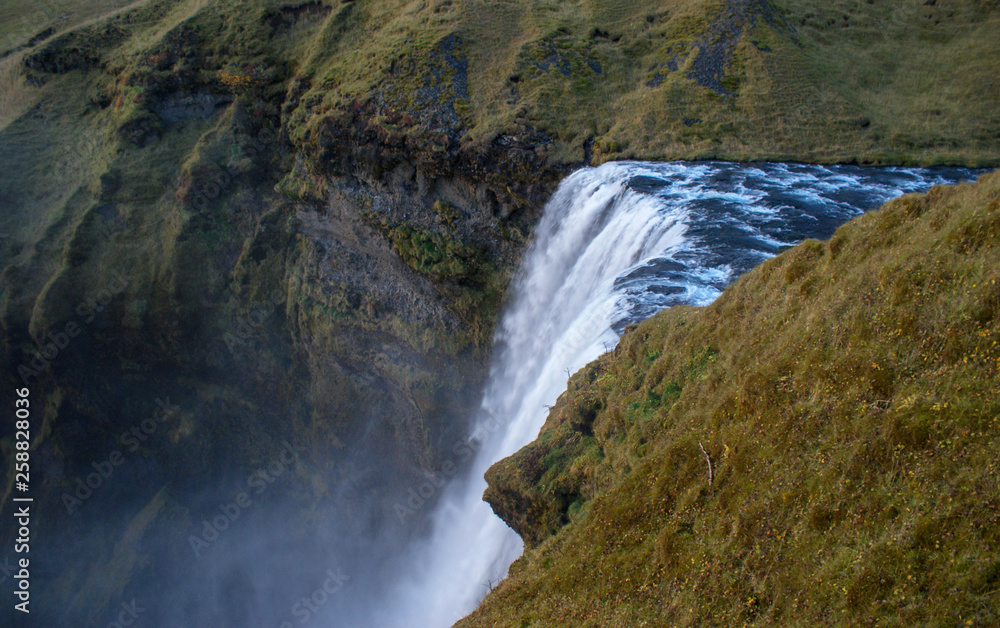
[870, 399, 891, 411]
[699, 442, 713, 486]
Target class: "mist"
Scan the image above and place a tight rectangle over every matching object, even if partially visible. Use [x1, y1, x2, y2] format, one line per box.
[0, 161, 982, 628]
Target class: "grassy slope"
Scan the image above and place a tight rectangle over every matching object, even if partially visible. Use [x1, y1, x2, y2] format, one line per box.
[0, 0, 146, 127]
[0, 2, 499, 619]
[464, 171, 1000, 626]
[3, 0, 998, 334]
[290, 0, 1000, 167]
[0, 0, 997, 620]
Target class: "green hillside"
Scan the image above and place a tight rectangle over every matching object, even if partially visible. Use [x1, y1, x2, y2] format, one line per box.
[281, 0, 1000, 170]
[465, 170, 1000, 626]
[282, 0, 1000, 167]
[0, 0, 998, 623]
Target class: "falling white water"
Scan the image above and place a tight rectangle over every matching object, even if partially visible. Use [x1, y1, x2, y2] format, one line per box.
[371, 163, 686, 626]
[367, 160, 980, 627]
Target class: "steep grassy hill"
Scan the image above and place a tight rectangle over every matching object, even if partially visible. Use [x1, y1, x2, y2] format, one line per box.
[0, 0, 998, 623]
[465, 170, 1000, 626]
[293, 0, 1000, 167]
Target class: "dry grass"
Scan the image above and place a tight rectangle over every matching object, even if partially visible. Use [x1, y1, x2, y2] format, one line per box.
[0, 52, 39, 129]
[280, 0, 1000, 166]
[0, 0, 144, 56]
[461, 170, 1000, 626]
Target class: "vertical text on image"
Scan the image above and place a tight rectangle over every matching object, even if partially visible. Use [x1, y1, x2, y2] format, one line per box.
[12, 387, 33, 614]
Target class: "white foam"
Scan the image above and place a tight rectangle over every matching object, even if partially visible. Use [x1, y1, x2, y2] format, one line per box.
[356, 160, 981, 628]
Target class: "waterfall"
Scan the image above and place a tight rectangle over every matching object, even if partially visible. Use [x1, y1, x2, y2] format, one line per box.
[376, 163, 690, 626]
[367, 160, 979, 627]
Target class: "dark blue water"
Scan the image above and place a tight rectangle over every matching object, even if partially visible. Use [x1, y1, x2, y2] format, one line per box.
[608, 161, 983, 330]
[366, 159, 984, 627]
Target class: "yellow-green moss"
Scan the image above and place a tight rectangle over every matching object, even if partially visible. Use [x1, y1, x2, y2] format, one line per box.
[465, 171, 1000, 626]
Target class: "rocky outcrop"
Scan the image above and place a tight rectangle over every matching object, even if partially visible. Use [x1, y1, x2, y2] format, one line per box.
[463, 171, 1000, 626]
[2, 0, 998, 622]
[483, 367, 605, 546]
[154, 92, 232, 125]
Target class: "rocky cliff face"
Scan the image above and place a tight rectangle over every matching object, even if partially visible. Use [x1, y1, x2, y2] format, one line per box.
[0, 3, 570, 622]
[0, 0, 998, 624]
[465, 171, 1000, 626]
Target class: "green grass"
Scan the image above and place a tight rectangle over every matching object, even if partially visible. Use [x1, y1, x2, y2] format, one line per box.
[463, 171, 1000, 626]
[0, 0, 996, 622]
[0, 0, 141, 58]
[280, 0, 1000, 167]
[3, 0, 996, 334]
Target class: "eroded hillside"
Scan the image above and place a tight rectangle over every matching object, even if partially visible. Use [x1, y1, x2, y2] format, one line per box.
[0, 0, 998, 624]
[467, 170, 1000, 626]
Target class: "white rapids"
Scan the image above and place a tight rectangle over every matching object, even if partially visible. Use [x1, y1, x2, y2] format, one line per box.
[365, 160, 979, 627]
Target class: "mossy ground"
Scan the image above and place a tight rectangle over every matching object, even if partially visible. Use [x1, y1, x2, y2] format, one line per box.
[285, 0, 1000, 167]
[465, 171, 1000, 626]
[0, 2, 502, 619]
[0, 0, 997, 622]
[3, 0, 997, 351]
